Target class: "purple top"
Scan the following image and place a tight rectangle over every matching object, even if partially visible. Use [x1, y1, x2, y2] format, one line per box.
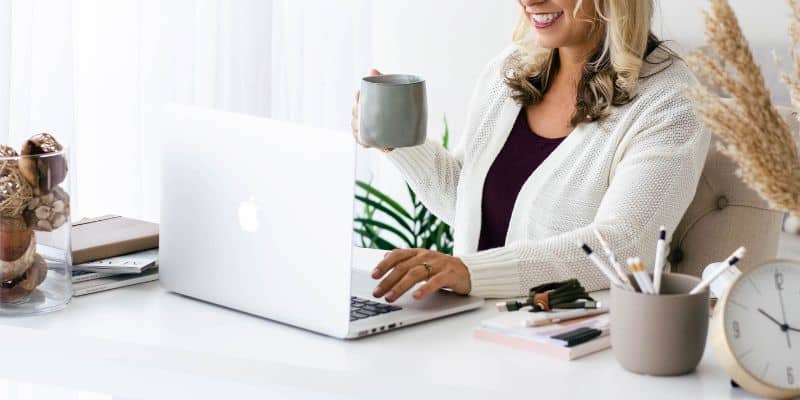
[477, 109, 566, 251]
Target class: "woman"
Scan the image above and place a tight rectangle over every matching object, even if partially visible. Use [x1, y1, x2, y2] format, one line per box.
[350, 0, 710, 302]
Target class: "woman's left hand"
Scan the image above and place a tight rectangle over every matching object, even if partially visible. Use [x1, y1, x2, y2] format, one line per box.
[371, 248, 471, 302]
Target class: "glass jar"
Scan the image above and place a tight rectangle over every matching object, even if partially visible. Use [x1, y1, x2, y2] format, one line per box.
[0, 143, 71, 315]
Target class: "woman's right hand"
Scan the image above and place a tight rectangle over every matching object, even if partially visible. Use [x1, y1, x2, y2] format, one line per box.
[352, 68, 382, 148]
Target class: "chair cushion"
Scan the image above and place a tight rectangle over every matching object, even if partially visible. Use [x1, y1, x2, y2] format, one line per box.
[670, 106, 798, 276]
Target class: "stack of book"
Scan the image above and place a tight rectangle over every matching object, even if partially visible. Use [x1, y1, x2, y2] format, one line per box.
[474, 309, 611, 361]
[70, 215, 159, 296]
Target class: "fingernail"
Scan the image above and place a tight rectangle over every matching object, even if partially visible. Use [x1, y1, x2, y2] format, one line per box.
[413, 290, 422, 299]
[385, 291, 396, 302]
[372, 287, 382, 297]
[372, 268, 380, 278]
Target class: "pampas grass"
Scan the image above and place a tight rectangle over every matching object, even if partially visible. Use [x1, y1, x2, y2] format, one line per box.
[686, 0, 800, 217]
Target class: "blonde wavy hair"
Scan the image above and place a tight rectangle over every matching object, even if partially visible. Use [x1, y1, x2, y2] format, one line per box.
[506, 0, 673, 125]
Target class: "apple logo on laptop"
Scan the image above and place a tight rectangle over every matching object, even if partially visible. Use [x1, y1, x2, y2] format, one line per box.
[238, 196, 260, 233]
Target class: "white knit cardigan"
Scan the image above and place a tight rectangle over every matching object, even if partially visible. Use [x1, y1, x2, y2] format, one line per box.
[385, 45, 711, 298]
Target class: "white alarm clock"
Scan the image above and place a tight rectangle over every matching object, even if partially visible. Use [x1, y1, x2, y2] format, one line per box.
[711, 259, 800, 399]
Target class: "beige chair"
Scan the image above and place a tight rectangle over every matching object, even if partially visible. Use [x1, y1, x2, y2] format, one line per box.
[670, 106, 799, 276]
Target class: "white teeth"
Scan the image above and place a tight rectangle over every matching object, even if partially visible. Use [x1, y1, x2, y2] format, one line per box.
[532, 12, 562, 24]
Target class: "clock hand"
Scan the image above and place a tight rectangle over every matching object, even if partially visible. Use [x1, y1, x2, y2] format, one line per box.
[775, 280, 791, 348]
[758, 308, 784, 327]
[758, 308, 794, 344]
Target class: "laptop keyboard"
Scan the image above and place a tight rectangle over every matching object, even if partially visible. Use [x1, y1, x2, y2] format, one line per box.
[350, 297, 402, 321]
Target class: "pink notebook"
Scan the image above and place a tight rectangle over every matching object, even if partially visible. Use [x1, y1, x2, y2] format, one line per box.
[474, 313, 611, 361]
[474, 328, 610, 361]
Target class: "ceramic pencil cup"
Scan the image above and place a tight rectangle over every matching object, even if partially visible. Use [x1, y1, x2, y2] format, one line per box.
[610, 273, 709, 376]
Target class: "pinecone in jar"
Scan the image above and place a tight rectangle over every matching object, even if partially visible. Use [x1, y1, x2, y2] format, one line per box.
[0, 226, 35, 282]
[0, 217, 33, 263]
[0, 145, 18, 160]
[0, 253, 47, 304]
[24, 186, 70, 232]
[0, 165, 34, 218]
[19, 133, 68, 196]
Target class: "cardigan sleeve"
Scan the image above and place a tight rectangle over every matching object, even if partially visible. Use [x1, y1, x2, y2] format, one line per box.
[383, 46, 517, 226]
[459, 90, 712, 298]
[383, 138, 464, 226]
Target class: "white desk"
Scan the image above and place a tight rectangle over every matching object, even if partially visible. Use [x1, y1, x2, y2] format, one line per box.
[0, 248, 758, 399]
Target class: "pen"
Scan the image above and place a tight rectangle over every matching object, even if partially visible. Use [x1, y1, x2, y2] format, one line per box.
[593, 229, 634, 291]
[689, 247, 746, 295]
[579, 242, 624, 288]
[653, 226, 667, 294]
[553, 300, 603, 310]
[522, 307, 607, 327]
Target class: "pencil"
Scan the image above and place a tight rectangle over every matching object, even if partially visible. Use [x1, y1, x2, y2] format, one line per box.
[627, 257, 655, 294]
[593, 229, 634, 291]
[579, 242, 624, 288]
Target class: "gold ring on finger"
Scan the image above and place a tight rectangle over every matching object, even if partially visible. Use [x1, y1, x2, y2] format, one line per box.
[422, 261, 433, 280]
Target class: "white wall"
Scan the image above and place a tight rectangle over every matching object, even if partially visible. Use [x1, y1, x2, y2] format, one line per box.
[656, 0, 790, 46]
[655, 0, 792, 105]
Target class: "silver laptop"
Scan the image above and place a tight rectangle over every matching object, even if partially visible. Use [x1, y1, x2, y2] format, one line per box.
[159, 105, 484, 339]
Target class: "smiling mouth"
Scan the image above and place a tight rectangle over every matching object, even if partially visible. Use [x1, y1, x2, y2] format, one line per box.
[531, 11, 564, 29]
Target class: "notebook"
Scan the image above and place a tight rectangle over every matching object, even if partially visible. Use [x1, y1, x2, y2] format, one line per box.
[74, 248, 158, 274]
[72, 268, 159, 296]
[71, 269, 120, 283]
[71, 215, 159, 264]
[475, 312, 611, 361]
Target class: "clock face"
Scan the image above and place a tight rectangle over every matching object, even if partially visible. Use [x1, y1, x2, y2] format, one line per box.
[723, 261, 800, 390]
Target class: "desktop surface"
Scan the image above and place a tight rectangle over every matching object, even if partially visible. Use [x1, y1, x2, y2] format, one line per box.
[0, 247, 760, 399]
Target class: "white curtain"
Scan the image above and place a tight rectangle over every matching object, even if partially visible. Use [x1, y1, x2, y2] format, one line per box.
[0, 0, 373, 221]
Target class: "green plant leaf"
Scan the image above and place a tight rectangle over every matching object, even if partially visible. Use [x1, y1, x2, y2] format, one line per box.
[442, 114, 450, 149]
[354, 195, 415, 235]
[353, 229, 398, 250]
[419, 212, 438, 235]
[357, 190, 383, 249]
[362, 180, 377, 220]
[431, 223, 445, 250]
[356, 180, 412, 220]
[419, 223, 436, 249]
[444, 225, 453, 241]
[354, 218, 414, 247]
[415, 206, 428, 224]
[358, 219, 380, 249]
[423, 232, 438, 250]
[406, 183, 416, 207]
[354, 225, 375, 249]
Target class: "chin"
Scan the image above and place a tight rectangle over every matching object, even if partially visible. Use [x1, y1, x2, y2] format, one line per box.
[534, 36, 562, 49]
[529, 24, 567, 49]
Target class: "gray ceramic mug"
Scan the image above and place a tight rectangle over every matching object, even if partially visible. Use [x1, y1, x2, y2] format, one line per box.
[610, 273, 709, 376]
[358, 74, 427, 149]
